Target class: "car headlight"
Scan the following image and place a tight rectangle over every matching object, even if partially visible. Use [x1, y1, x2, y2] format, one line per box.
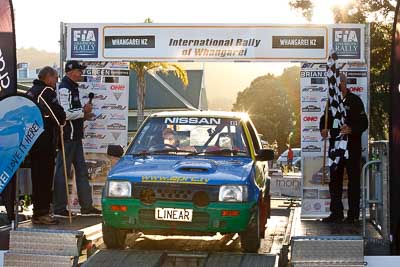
[108, 181, 131, 197]
[219, 185, 248, 202]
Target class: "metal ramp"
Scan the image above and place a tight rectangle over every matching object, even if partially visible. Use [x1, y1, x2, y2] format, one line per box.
[290, 235, 364, 267]
[83, 250, 278, 267]
[4, 228, 84, 267]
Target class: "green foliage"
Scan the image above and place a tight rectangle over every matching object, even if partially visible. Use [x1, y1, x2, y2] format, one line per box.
[232, 66, 301, 154]
[289, 0, 396, 140]
[289, 0, 314, 22]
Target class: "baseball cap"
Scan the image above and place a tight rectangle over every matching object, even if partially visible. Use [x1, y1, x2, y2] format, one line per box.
[65, 60, 87, 73]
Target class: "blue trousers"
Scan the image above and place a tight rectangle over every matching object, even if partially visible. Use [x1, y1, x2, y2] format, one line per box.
[53, 140, 92, 213]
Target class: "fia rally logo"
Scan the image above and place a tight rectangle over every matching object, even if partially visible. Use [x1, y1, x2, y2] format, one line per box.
[333, 28, 361, 59]
[71, 28, 98, 58]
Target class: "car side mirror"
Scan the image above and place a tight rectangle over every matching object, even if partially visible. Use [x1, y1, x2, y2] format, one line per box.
[107, 145, 124, 158]
[256, 149, 274, 161]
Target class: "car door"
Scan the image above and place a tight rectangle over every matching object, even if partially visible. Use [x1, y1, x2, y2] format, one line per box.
[245, 120, 267, 191]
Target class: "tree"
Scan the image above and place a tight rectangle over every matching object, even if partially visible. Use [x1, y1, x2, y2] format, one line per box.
[288, 0, 396, 140]
[232, 66, 301, 154]
[130, 18, 188, 128]
[289, 0, 314, 22]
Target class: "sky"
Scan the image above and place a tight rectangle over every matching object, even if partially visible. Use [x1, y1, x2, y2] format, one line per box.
[12, 0, 340, 105]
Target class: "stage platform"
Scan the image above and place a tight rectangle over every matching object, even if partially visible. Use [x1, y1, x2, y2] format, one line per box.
[287, 207, 390, 267]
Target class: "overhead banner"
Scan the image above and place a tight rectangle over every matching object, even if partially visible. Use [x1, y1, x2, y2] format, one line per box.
[0, 95, 44, 194]
[0, 0, 17, 96]
[300, 62, 368, 217]
[65, 23, 365, 62]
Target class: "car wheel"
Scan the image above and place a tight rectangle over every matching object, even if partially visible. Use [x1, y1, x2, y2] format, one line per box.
[102, 223, 128, 249]
[239, 206, 261, 253]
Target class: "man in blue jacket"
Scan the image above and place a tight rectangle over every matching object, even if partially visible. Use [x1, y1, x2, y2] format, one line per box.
[53, 60, 101, 217]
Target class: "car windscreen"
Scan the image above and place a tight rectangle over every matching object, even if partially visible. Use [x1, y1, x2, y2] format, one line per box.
[127, 117, 249, 156]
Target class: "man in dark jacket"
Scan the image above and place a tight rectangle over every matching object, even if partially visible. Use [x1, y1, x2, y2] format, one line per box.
[320, 73, 368, 224]
[27, 66, 66, 224]
[53, 60, 101, 217]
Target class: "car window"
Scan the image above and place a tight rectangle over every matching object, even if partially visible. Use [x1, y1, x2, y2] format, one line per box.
[127, 117, 249, 156]
[245, 121, 261, 153]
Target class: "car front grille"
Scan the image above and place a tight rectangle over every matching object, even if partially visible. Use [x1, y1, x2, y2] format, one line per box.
[132, 183, 219, 205]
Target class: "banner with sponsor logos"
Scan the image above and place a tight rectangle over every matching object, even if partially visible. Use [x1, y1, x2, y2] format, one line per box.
[65, 23, 365, 62]
[68, 62, 129, 211]
[0, 0, 17, 97]
[300, 62, 368, 217]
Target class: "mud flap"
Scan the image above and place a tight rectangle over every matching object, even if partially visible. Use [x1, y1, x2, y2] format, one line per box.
[259, 193, 268, 239]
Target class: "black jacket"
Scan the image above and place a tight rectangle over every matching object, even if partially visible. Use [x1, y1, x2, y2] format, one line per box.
[58, 76, 85, 140]
[26, 80, 66, 152]
[319, 91, 368, 154]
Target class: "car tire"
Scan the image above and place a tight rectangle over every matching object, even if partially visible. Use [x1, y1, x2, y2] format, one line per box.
[239, 207, 261, 253]
[102, 223, 128, 249]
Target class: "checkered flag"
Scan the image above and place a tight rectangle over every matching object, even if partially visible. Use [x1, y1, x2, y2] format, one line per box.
[326, 50, 348, 169]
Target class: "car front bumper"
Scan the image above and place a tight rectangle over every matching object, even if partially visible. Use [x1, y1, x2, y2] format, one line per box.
[102, 198, 257, 234]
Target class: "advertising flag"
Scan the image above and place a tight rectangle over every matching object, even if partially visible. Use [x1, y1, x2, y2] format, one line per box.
[0, 95, 44, 194]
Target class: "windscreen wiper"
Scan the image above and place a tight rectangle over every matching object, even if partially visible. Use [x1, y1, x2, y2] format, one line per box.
[185, 149, 248, 157]
[130, 148, 196, 156]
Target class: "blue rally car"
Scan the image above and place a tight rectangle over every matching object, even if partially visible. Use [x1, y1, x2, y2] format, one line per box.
[103, 111, 274, 252]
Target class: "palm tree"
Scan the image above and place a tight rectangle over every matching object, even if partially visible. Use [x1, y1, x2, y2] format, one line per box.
[129, 62, 188, 128]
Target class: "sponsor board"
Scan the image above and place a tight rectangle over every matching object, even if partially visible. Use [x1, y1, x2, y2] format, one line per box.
[110, 84, 126, 91]
[85, 132, 106, 139]
[302, 116, 319, 122]
[88, 122, 106, 130]
[113, 92, 123, 101]
[101, 104, 127, 110]
[302, 135, 321, 142]
[110, 113, 126, 120]
[107, 123, 126, 130]
[302, 145, 321, 153]
[302, 126, 320, 133]
[302, 96, 319, 103]
[302, 86, 327, 93]
[111, 132, 121, 140]
[302, 105, 321, 112]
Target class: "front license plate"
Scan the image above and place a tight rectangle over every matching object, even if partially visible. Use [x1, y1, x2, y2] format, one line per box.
[155, 208, 193, 222]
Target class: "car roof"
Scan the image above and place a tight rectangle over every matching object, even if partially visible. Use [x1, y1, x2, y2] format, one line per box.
[150, 110, 250, 120]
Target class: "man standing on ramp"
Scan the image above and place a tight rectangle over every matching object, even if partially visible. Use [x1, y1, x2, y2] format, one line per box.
[320, 72, 368, 224]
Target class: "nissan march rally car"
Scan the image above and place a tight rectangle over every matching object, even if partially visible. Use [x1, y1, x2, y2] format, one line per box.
[102, 111, 274, 252]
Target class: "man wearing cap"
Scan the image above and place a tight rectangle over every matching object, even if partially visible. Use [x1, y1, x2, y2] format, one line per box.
[53, 60, 101, 217]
